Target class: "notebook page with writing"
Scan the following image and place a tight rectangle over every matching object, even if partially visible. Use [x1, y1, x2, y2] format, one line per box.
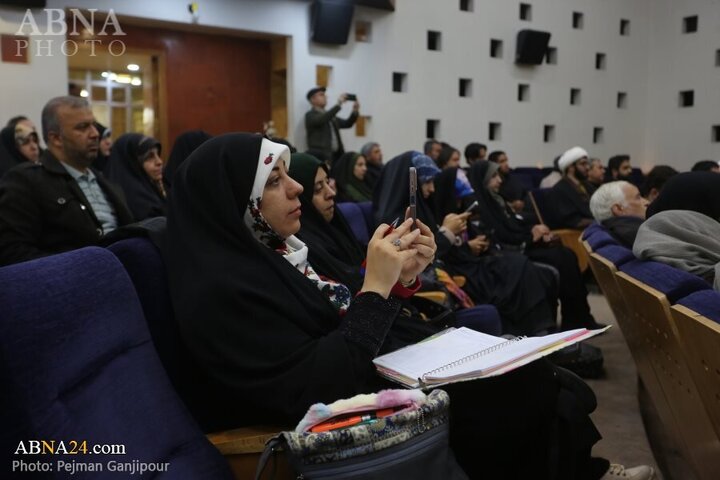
[373, 327, 505, 385]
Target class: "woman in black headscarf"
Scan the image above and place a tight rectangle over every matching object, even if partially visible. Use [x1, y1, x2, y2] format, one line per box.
[92, 122, 112, 173]
[163, 130, 211, 190]
[105, 133, 166, 221]
[467, 161, 600, 330]
[646, 171, 720, 221]
[330, 151, 373, 202]
[374, 151, 556, 336]
[289, 152, 365, 275]
[163, 134, 612, 480]
[0, 123, 40, 178]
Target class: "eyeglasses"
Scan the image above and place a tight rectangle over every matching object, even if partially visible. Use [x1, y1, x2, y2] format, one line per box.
[16, 134, 39, 146]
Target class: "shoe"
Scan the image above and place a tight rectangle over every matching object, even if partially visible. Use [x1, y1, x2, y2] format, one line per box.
[601, 463, 655, 480]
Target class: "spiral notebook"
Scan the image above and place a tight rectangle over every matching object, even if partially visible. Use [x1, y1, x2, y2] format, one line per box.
[373, 326, 610, 388]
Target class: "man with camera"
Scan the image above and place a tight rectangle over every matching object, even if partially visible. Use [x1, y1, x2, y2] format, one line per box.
[305, 87, 359, 165]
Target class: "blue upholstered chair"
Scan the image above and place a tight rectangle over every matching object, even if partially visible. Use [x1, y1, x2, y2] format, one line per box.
[455, 305, 502, 336]
[0, 247, 233, 479]
[107, 237, 227, 434]
[594, 245, 635, 268]
[357, 201, 375, 232]
[672, 290, 720, 439]
[581, 223, 603, 240]
[619, 259, 711, 304]
[336, 202, 370, 246]
[615, 260, 720, 477]
[585, 230, 618, 251]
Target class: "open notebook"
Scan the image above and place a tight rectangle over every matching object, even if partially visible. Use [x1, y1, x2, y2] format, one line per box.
[373, 326, 610, 388]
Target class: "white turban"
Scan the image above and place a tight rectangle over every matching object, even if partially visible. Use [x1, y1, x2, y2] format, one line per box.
[558, 146, 588, 172]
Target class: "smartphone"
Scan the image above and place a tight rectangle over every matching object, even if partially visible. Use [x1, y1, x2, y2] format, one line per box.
[346, 93, 357, 101]
[463, 200, 479, 214]
[409, 167, 417, 229]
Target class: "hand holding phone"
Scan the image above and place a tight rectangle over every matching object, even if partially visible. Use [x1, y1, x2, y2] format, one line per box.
[409, 167, 417, 229]
[463, 200, 479, 214]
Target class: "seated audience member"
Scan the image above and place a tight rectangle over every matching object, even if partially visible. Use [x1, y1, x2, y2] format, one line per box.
[0, 96, 133, 266]
[163, 130, 212, 190]
[469, 161, 602, 331]
[691, 159, 720, 173]
[360, 141, 383, 191]
[463, 142, 487, 166]
[634, 210, 720, 291]
[105, 133, 166, 221]
[489, 150, 526, 214]
[540, 155, 563, 188]
[0, 123, 40, 177]
[330, 151, 373, 202]
[605, 154, 632, 182]
[377, 151, 556, 336]
[589, 181, 648, 248]
[436, 144, 461, 169]
[640, 165, 677, 203]
[423, 138, 442, 162]
[552, 146, 594, 229]
[92, 123, 112, 172]
[586, 158, 605, 195]
[646, 171, 720, 221]
[163, 133, 649, 480]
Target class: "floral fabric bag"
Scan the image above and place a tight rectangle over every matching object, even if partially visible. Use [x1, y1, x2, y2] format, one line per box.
[254, 389, 467, 480]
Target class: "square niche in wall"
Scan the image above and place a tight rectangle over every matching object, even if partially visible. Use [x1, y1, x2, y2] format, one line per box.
[490, 39, 503, 58]
[460, 0, 474, 12]
[426, 119, 440, 139]
[392, 72, 407, 92]
[715, 49, 720, 67]
[595, 53, 606, 70]
[518, 84, 530, 102]
[593, 127, 604, 144]
[427, 30, 442, 51]
[713, 125, 720, 143]
[519, 3, 532, 21]
[620, 19, 630, 36]
[617, 92, 627, 109]
[543, 125, 555, 143]
[489, 122, 502, 141]
[570, 88, 581, 105]
[545, 46, 557, 64]
[572, 12, 584, 30]
[679, 90, 694, 107]
[683, 15, 698, 34]
[355, 21, 371, 42]
[459, 78, 473, 97]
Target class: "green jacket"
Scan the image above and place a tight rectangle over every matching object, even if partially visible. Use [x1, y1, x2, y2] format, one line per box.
[305, 105, 358, 161]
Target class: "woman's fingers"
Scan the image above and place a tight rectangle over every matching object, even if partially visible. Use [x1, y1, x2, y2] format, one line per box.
[383, 218, 414, 242]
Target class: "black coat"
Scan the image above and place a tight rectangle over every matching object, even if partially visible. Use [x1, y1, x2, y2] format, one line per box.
[0, 150, 133, 266]
[552, 177, 593, 229]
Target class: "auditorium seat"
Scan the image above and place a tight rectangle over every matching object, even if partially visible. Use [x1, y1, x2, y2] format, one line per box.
[585, 229, 617, 251]
[0, 247, 233, 479]
[107, 238, 293, 480]
[357, 200, 375, 231]
[672, 290, 720, 439]
[615, 260, 720, 479]
[336, 202, 370, 246]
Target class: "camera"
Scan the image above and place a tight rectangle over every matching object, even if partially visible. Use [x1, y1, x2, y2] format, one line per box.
[346, 93, 357, 101]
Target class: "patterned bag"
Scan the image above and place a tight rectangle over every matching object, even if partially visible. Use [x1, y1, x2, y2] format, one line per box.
[254, 389, 467, 479]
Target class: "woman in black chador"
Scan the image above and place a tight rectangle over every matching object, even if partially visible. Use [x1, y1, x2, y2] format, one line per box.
[161, 133, 641, 480]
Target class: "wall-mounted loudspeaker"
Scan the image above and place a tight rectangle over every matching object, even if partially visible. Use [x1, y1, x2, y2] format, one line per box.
[515, 29, 552, 65]
[311, 0, 355, 45]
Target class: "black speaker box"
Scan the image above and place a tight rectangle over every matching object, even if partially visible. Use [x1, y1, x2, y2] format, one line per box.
[311, 0, 355, 45]
[515, 29, 552, 65]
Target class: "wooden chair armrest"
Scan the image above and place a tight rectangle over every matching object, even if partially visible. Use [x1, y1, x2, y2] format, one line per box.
[451, 276, 466, 288]
[415, 291, 448, 304]
[207, 425, 285, 455]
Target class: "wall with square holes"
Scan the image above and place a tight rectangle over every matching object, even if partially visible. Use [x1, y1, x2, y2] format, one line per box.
[644, 1, 720, 169]
[7, 0, 716, 170]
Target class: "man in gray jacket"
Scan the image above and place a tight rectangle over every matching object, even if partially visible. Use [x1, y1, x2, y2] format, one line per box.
[305, 87, 359, 164]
